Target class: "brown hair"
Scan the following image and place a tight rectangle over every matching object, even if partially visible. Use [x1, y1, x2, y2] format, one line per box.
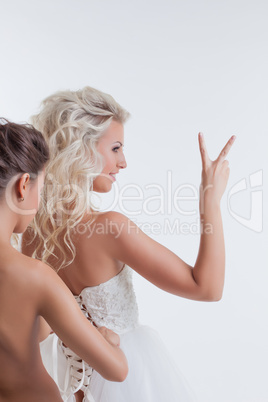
[0, 119, 49, 197]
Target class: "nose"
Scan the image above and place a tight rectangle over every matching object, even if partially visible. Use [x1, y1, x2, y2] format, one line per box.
[118, 154, 127, 169]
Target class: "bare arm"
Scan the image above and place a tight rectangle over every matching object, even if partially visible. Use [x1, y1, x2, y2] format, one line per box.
[104, 134, 235, 301]
[36, 262, 128, 382]
[192, 133, 234, 300]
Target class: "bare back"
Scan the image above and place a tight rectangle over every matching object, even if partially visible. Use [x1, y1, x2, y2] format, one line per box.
[58, 213, 124, 294]
[0, 246, 62, 402]
[23, 212, 124, 296]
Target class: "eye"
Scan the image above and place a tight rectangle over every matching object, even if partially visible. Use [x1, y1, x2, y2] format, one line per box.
[112, 146, 120, 153]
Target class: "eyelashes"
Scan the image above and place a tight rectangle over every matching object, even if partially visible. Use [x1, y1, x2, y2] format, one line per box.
[112, 146, 120, 152]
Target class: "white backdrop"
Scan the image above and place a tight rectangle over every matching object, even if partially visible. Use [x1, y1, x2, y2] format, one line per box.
[1, 1, 267, 401]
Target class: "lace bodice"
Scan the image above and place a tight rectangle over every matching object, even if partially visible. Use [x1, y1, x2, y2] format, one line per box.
[74, 265, 139, 334]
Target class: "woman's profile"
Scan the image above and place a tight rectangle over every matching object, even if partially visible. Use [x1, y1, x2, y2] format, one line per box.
[22, 86, 235, 401]
[0, 119, 128, 402]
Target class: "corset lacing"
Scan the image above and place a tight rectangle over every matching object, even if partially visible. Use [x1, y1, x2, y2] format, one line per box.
[60, 341, 94, 400]
[51, 316, 96, 401]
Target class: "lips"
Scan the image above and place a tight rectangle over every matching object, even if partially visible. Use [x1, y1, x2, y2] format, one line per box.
[109, 173, 116, 181]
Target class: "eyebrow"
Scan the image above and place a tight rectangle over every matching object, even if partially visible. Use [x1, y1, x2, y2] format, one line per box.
[112, 141, 124, 147]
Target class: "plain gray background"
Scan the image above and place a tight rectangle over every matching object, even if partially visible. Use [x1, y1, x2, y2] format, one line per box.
[1, 1, 267, 401]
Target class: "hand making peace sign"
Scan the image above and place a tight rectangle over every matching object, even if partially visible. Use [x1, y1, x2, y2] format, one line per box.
[198, 133, 236, 209]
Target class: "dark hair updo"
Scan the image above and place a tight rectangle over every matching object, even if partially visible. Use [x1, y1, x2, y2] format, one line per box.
[0, 119, 49, 197]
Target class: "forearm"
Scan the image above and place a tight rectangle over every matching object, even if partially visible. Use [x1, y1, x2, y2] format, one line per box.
[70, 331, 128, 382]
[99, 345, 128, 382]
[192, 195, 225, 301]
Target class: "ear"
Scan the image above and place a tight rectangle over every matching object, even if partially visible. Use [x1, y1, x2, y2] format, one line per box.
[17, 173, 30, 200]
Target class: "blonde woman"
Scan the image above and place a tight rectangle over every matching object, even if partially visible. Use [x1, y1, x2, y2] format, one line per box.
[0, 119, 127, 402]
[23, 86, 235, 402]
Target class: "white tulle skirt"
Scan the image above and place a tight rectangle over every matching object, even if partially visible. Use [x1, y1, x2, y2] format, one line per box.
[40, 325, 195, 402]
[90, 325, 195, 402]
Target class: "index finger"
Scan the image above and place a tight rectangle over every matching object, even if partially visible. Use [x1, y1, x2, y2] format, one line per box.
[198, 132, 209, 169]
[216, 135, 236, 163]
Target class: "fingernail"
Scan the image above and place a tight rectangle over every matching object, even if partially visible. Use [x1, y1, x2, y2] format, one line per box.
[199, 132, 203, 137]
[231, 135, 236, 141]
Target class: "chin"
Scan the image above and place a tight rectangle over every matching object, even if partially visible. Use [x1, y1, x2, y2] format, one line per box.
[96, 185, 112, 193]
[93, 181, 113, 193]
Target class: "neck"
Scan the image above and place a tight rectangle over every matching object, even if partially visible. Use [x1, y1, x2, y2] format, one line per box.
[0, 201, 18, 245]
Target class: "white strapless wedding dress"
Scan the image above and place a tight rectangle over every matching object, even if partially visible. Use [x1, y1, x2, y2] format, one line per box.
[40, 265, 195, 401]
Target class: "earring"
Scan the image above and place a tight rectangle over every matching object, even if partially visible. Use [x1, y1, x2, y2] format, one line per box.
[20, 197, 24, 201]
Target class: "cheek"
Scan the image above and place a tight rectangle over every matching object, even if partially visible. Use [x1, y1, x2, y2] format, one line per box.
[100, 153, 115, 173]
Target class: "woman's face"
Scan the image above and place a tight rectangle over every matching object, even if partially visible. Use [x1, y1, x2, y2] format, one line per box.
[93, 120, 127, 193]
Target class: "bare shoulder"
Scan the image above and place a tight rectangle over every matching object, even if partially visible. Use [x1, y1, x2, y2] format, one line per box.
[92, 211, 138, 236]
[0, 250, 61, 306]
[25, 258, 73, 315]
[93, 210, 129, 224]
[29, 259, 64, 291]
[89, 211, 146, 259]
[75, 211, 133, 244]
[18, 254, 59, 289]
[76, 211, 141, 263]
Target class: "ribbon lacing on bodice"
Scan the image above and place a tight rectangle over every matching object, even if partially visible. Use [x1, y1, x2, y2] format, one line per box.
[51, 309, 96, 401]
[76, 296, 98, 329]
[60, 341, 94, 400]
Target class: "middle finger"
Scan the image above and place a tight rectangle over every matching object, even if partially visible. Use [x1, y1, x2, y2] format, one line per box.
[216, 135, 236, 163]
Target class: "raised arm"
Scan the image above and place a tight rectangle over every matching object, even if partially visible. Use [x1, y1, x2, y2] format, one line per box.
[193, 133, 235, 300]
[36, 262, 128, 382]
[103, 134, 236, 301]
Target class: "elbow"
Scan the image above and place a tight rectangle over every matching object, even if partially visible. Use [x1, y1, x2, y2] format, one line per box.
[115, 363, 129, 382]
[208, 295, 222, 302]
[110, 363, 128, 382]
[204, 290, 223, 302]
[196, 281, 224, 302]
[116, 358, 129, 382]
[196, 286, 223, 302]
[105, 360, 128, 382]
[191, 270, 224, 302]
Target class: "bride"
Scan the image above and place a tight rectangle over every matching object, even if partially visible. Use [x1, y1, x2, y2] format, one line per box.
[22, 86, 235, 401]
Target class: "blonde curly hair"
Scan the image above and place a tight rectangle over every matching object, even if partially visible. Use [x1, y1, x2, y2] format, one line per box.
[29, 86, 130, 271]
